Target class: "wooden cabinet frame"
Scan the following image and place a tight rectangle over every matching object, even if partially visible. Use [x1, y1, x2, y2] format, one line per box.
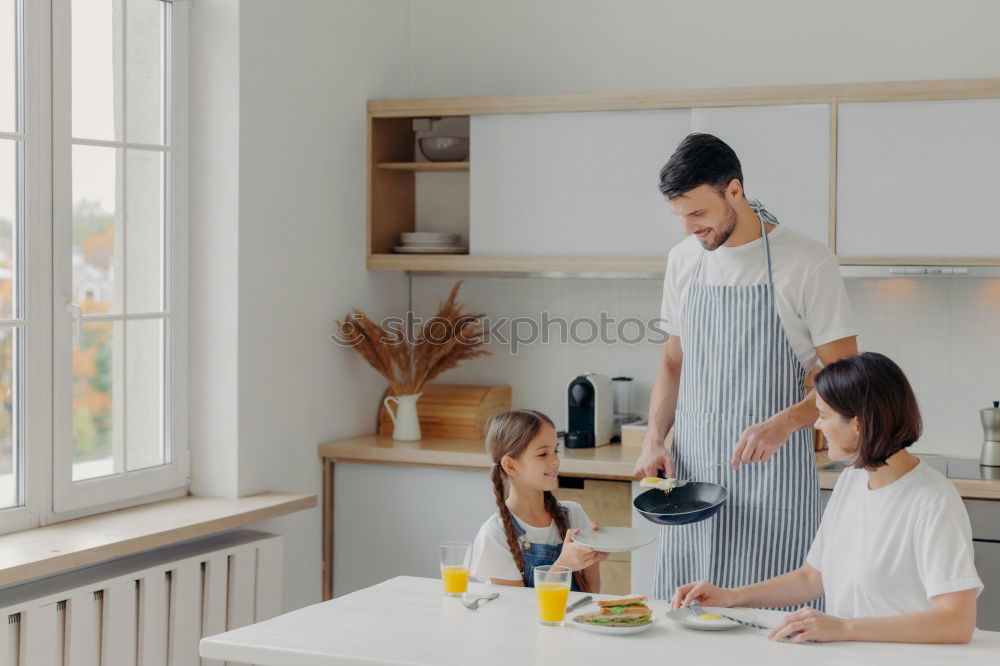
[367, 78, 1000, 276]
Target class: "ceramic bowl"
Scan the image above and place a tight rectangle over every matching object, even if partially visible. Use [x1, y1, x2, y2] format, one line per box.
[418, 137, 469, 162]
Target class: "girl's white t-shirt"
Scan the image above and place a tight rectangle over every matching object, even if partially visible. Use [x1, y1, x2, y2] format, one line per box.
[659, 225, 857, 371]
[806, 460, 983, 618]
[470, 501, 591, 582]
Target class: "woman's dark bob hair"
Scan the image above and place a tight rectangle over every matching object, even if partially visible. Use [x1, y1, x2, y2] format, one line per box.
[814, 352, 922, 470]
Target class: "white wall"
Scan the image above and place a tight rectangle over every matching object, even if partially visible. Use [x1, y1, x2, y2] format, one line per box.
[411, 275, 1000, 461]
[406, 0, 1000, 96]
[189, 0, 411, 611]
[191, 0, 1000, 613]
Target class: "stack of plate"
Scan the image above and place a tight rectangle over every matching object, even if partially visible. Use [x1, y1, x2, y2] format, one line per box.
[394, 232, 468, 254]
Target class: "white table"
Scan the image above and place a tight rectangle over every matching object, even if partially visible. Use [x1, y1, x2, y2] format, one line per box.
[200, 576, 1000, 665]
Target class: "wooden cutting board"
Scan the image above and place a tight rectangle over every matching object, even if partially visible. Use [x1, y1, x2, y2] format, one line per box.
[378, 384, 512, 439]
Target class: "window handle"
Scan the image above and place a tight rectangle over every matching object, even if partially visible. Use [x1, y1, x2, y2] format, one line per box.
[66, 302, 82, 347]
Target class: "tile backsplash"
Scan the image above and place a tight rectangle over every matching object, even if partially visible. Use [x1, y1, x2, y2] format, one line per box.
[412, 275, 1000, 460]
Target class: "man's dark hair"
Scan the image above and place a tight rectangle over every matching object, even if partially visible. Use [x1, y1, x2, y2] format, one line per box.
[815, 352, 923, 470]
[658, 133, 743, 199]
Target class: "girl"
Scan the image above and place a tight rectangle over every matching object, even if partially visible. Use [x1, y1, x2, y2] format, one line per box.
[470, 409, 607, 592]
[671, 352, 982, 644]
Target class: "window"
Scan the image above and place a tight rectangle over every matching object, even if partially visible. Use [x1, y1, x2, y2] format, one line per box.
[0, 0, 187, 531]
[0, 0, 24, 517]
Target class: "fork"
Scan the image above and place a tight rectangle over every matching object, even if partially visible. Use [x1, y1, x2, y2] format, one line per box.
[688, 600, 706, 617]
[674, 462, 730, 488]
[462, 592, 499, 610]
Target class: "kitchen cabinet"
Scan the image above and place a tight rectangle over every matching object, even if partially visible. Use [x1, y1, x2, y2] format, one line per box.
[965, 499, 1000, 630]
[690, 104, 831, 248]
[630, 481, 658, 597]
[333, 463, 635, 598]
[366, 79, 1000, 275]
[973, 540, 1000, 631]
[837, 99, 1000, 260]
[469, 110, 690, 257]
[553, 478, 633, 595]
[333, 463, 495, 598]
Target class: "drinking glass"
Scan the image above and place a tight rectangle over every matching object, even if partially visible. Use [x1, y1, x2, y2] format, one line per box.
[439, 541, 472, 596]
[533, 565, 571, 625]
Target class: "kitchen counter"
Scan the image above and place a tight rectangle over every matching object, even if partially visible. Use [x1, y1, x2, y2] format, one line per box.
[201, 575, 1000, 665]
[318, 434, 1000, 499]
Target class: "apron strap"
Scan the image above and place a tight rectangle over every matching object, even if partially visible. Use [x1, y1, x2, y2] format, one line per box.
[749, 199, 778, 293]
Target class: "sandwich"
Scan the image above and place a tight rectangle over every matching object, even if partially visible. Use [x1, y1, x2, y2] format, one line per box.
[576, 611, 652, 627]
[597, 595, 650, 618]
[576, 595, 652, 627]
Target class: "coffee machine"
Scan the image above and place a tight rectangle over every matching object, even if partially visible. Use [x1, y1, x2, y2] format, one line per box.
[982, 401, 1000, 467]
[566, 373, 613, 448]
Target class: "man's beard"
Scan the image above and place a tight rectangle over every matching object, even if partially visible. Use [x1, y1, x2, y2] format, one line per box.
[699, 202, 738, 250]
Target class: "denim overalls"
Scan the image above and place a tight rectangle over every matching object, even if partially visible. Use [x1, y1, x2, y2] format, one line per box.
[509, 503, 582, 591]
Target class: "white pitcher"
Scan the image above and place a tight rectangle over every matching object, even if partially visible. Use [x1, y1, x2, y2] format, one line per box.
[384, 393, 422, 441]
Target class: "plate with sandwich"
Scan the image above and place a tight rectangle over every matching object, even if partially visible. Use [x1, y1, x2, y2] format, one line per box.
[571, 595, 657, 635]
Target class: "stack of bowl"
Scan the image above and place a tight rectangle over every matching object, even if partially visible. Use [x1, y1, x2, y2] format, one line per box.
[394, 232, 468, 254]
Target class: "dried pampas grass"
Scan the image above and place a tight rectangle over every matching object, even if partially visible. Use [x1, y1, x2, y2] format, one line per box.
[336, 281, 490, 396]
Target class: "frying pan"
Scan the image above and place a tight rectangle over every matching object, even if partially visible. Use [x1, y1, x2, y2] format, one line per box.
[633, 481, 727, 526]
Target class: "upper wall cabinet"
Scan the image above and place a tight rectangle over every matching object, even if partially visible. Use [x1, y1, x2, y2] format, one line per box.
[837, 99, 1000, 259]
[469, 110, 690, 257]
[690, 105, 831, 248]
[366, 79, 1000, 274]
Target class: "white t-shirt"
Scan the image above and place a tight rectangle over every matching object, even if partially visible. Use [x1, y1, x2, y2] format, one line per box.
[659, 225, 857, 371]
[806, 460, 983, 618]
[470, 501, 592, 582]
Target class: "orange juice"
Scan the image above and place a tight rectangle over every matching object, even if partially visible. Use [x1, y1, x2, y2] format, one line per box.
[441, 565, 469, 595]
[535, 582, 570, 624]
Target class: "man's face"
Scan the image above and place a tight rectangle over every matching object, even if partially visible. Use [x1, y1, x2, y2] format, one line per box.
[667, 183, 738, 250]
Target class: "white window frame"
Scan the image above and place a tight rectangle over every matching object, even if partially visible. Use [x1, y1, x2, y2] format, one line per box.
[48, 0, 189, 515]
[0, 0, 50, 535]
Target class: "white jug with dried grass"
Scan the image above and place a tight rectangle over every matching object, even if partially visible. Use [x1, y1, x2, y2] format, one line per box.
[335, 281, 490, 441]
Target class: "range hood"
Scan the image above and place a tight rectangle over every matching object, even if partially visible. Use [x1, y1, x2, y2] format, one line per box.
[839, 265, 1000, 278]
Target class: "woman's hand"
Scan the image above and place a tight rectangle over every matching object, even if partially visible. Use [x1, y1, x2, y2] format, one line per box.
[670, 580, 738, 609]
[768, 607, 848, 643]
[554, 528, 608, 572]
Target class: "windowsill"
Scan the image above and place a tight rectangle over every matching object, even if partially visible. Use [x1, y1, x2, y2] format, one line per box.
[0, 491, 316, 588]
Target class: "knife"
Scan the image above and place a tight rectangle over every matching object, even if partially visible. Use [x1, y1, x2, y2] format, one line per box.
[566, 595, 593, 613]
[717, 613, 771, 631]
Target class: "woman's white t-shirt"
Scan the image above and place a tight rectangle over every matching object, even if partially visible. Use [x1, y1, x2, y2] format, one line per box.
[660, 225, 857, 371]
[806, 460, 983, 618]
[470, 501, 592, 582]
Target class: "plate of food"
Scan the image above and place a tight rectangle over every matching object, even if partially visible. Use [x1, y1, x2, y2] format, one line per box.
[571, 596, 657, 635]
[663, 606, 759, 631]
[570, 527, 655, 553]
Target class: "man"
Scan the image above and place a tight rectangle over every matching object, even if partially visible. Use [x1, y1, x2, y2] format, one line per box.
[634, 133, 858, 603]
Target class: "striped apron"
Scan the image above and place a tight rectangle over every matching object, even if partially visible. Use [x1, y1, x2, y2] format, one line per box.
[652, 205, 822, 610]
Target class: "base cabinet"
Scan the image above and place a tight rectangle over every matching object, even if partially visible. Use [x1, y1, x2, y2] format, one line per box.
[553, 478, 633, 595]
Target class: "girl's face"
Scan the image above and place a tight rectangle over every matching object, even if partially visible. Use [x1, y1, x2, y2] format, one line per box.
[814, 395, 860, 461]
[504, 423, 560, 492]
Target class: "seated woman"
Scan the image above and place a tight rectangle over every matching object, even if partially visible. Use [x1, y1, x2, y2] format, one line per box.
[672, 352, 982, 644]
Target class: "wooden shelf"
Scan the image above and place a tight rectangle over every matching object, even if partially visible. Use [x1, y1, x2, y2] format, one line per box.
[367, 78, 1000, 118]
[367, 253, 666, 275]
[377, 161, 469, 172]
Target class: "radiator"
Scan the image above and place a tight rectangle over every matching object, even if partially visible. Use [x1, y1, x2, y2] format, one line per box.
[0, 529, 282, 666]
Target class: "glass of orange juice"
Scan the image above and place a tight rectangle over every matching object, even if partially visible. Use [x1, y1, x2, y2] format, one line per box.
[533, 565, 571, 626]
[439, 541, 472, 596]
